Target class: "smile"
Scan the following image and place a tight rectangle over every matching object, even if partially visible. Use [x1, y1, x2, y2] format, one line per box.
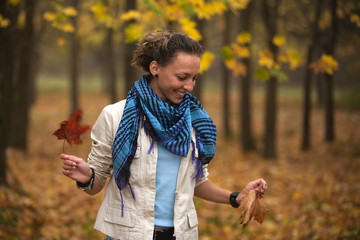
[175, 91, 186, 96]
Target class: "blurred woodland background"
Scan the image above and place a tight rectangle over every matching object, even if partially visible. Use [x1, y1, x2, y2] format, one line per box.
[1, 0, 360, 239]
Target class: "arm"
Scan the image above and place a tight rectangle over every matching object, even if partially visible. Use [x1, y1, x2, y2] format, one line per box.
[61, 153, 104, 195]
[194, 178, 267, 206]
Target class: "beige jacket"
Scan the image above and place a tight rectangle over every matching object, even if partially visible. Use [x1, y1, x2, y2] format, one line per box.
[87, 100, 209, 240]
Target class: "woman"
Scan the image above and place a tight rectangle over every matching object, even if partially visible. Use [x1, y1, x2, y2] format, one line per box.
[61, 30, 267, 240]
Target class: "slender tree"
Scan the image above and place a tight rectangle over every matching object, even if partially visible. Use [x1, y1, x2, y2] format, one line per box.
[123, 0, 139, 95]
[10, 0, 36, 150]
[69, 0, 80, 114]
[193, 18, 206, 102]
[263, 0, 280, 158]
[301, 0, 323, 150]
[323, 0, 338, 142]
[239, 1, 256, 151]
[0, 0, 9, 185]
[222, 11, 232, 138]
[104, 27, 117, 103]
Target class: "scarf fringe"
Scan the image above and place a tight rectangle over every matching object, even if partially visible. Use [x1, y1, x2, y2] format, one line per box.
[192, 140, 203, 181]
[119, 183, 136, 217]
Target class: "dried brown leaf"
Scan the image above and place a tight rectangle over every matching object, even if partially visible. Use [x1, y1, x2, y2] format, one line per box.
[239, 190, 269, 229]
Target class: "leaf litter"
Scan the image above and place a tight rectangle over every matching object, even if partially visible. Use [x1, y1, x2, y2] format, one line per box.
[1, 90, 360, 240]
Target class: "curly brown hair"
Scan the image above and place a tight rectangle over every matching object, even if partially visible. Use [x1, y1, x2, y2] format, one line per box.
[131, 30, 204, 73]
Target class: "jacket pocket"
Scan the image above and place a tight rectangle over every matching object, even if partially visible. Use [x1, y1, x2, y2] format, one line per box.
[104, 207, 136, 227]
[187, 210, 198, 228]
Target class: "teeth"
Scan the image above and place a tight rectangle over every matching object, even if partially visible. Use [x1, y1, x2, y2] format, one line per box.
[176, 91, 185, 96]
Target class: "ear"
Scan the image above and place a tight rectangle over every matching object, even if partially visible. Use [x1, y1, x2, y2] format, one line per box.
[149, 60, 160, 77]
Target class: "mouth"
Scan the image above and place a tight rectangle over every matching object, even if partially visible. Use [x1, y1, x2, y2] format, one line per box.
[175, 90, 186, 96]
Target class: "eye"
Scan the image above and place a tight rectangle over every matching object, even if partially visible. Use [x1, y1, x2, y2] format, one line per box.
[177, 75, 187, 81]
[193, 75, 199, 81]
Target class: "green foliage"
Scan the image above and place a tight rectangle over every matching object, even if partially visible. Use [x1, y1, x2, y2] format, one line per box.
[269, 68, 288, 82]
[221, 46, 235, 61]
[254, 67, 270, 81]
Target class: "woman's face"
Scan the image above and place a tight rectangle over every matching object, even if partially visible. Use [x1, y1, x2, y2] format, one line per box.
[149, 52, 200, 104]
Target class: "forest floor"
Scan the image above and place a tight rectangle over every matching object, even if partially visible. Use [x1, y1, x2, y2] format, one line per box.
[1, 83, 360, 240]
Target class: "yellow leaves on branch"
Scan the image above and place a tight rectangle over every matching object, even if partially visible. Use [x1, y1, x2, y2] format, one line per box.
[272, 35, 286, 47]
[200, 51, 215, 73]
[125, 23, 145, 43]
[309, 54, 339, 75]
[121, 10, 141, 21]
[43, 6, 77, 33]
[350, 14, 360, 28]
[165, 5, 184, 21]
[238, 190, 270, 229]
[221, 31, 251, 76]
[258, 49, 277, 69]
[0, 14, 10, 28]
[225, 59, 247, 77]
[237, 31, 251, 44]
[191, 0, 227, 20]
[227, 0, 251, 11]
[278, 50, 301, 70]
[91, 3, 118, 28]
[258, 47, 300, 71]
[232, 43, 250, 58]
[179, 17, 202, 41]
[63, 7, 77, 17]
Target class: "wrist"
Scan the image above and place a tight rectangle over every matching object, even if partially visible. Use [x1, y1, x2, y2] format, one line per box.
[76, 168, 95, 190]
[229, 192, 240, 208]
[236, 191, 246, 205]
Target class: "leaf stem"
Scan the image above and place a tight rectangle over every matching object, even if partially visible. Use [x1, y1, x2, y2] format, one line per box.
[62, 139, 66, 153]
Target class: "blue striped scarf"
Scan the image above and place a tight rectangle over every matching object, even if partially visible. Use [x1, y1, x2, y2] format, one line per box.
[112, 75, 216, 214]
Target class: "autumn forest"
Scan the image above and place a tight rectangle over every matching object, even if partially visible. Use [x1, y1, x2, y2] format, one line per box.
[1, 0, 360, 239]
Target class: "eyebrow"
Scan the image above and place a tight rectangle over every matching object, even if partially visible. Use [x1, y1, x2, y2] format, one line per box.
[178, 72, 200, 76]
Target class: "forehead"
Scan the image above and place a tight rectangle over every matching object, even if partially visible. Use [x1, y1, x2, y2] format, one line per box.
[164, 52, 200, 73]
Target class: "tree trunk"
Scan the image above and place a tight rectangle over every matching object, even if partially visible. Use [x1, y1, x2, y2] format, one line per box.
[10, 0, 36, 151]
[69, 0, 80, 114]
[0, 0, 9, 185]
[263, 0, 279, 159]
[124, 0, 139, 95]
[104, 27, 117, 103]
[0, 116, 6, 185]
[323, 0, 338, 142]
[221, 12, 232, 138]
[301, 0, 323, 150]
[193, 18, 206, 103]
[239, 1, 256, 151]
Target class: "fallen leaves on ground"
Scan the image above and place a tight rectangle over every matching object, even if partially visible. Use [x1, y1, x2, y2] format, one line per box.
[1, 89, 360, 240]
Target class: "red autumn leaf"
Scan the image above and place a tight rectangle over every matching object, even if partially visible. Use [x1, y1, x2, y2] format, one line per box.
[53, 109, 90, 146]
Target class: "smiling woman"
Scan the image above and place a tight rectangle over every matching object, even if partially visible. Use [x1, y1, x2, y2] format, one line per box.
[60, 30, 267, 240]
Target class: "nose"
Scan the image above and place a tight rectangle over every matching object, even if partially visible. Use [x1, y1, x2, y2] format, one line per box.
[184, 79, 195, 92]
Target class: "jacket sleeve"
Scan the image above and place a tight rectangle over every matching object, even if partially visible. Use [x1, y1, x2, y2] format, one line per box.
[87, 101, 125, 187]
[195, 164, 209, 187]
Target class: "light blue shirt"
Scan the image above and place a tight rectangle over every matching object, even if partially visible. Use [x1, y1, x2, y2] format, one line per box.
[154, 144, 181, 227]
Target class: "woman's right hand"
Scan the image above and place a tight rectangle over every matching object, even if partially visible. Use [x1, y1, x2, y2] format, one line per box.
[61, 154, 92, 184]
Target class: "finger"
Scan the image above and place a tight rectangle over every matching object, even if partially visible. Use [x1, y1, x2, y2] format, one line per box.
[63, 164, 75, 171]
[63, 155, 84, 164]
[63, 159, 77, 167]
[62, 169, 72, 176]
